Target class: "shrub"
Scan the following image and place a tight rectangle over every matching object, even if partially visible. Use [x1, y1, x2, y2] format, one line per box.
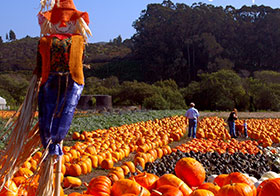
[143, 94, 169, 109]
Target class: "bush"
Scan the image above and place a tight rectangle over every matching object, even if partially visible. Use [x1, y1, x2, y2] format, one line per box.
[143, 94, 169, 109]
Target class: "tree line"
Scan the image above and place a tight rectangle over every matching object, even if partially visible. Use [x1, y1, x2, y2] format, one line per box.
[1, 1, 280, 111]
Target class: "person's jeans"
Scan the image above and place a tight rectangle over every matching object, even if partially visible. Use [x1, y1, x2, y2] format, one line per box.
[188, 119, 197, 138]
[244, 127, 248, 137]
[228, 121, 236, 138]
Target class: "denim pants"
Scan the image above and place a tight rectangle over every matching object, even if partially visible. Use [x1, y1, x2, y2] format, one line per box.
[244, 127, 248, 137]
[38, 74, 84, 155]
[228, 121, 236, 137]
[188, 119, 197, 138]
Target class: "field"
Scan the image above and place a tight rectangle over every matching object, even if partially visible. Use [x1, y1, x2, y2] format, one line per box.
[0, 110, 280, 195]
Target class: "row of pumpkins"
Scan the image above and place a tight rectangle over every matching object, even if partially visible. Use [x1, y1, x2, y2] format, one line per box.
[65, 157, 280, 196]
[2, 116, 280, 195]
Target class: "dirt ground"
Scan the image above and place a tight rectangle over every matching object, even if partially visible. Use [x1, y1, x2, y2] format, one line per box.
[64, 112, 280, 195]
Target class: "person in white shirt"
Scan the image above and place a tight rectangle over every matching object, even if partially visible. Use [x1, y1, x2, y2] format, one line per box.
[185, 102, 199, 138]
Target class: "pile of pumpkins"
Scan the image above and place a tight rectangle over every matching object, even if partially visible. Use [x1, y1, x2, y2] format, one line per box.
[66, 157, 280, 196]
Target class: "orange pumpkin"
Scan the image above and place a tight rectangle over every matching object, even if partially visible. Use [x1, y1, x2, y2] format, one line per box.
[151, 185, 183, 196]
[258, 178, 280, 196]
[198, 182, 220, 195]
[223, 172, 256, 196]
[68, 164, 82, 177]
[175, 157, 205, 187]
[213, 174, 228, 187]
[189, 189, 214, 196]
[154, 174, 192, 196]
[256, 179, 270, 195]
[130, 172, 159, 191]
[63, 176, 82, 188]
[101, 159, 114, 170]
[111, 179, 150, 196]
[85, 176, 111, 196]
[217, 183, 254, 196]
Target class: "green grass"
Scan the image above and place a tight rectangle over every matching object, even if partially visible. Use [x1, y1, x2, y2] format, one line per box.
[69, 110, 186, 134]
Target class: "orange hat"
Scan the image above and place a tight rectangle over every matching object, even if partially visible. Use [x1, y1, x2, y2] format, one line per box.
[39, 0, 89, 26]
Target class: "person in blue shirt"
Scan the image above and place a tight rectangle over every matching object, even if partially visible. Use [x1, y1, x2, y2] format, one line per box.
[244, 119, 248, 138]
[185, 102, 199, 138]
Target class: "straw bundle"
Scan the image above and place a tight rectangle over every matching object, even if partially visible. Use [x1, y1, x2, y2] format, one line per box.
[0, 74, 41, 191]
[36, 155, 54, 196]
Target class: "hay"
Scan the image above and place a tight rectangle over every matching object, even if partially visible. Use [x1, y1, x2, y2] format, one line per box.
[0, 74, 41, 191]
[36, 155, 54, 196]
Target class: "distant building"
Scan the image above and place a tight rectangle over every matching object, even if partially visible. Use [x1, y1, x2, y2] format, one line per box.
[0, 96, 8, 110]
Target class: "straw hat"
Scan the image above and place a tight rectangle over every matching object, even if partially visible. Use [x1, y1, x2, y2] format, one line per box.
[38, 0, 92, 40]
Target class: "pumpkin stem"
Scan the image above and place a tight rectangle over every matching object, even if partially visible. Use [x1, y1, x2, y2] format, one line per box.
[138, 186, 144, 196]
[83, 182, 88, 188]
[136, 168, 142, 174]
[151, 189, 163, 196]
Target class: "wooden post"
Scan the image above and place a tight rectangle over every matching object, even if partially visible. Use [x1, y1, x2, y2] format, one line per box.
[54, 141, 63, 196]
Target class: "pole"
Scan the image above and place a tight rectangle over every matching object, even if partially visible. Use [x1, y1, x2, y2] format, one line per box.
[54, 141, 63, 196]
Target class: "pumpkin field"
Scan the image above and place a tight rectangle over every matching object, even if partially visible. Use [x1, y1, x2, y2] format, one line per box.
[0, 110, 280, 195]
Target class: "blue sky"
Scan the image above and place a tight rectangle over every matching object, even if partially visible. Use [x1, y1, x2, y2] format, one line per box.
[0, 0, 279, 43]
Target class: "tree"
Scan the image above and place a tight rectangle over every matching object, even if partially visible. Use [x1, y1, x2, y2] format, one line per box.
[9, 30, 16, 41]
[5, 33, 8, 41]
[182, 70, 247, 111]
[112, 35, 122, 46]
[0, 36, 2, 44]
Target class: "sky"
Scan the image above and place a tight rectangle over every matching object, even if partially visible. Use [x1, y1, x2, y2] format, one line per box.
[0, 0, 279, 43]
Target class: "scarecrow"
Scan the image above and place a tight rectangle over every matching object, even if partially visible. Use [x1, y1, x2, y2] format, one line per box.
[0, 0, 91, 195]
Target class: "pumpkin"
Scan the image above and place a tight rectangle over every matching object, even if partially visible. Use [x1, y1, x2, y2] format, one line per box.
[151, 185, 183, 196]
[155, 174, 192, 196]
[68, 164, 82, 177]
[197, 182, 220, 195]
[217, 183, 254, 196]
[134, 157, 146, 169]
[101, 159, 114, 170]
[258, 178, 280, 196]
[111, 179, 150, 196]
[79, 161, 88, 175]
[223, 172, 256, 196]
[175, 157, 205, 187]
[260, 171, 280, 179]
[213, 174, 228, 187]
[256, 179, 270, 195]
[121, 165, 131, 175]
[123, 161, 136, 173]
[85, 176, 111, 196]
[189, 189, 214, 196]
[63, 176, 82, 188]
[130, 172, 159, 191]
[89, 155, 99, 168]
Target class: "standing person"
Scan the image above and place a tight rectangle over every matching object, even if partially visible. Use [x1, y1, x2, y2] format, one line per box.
[244, 119, 248, 138]
[227, 108, 238, 138]
[185, 102, 199, 138]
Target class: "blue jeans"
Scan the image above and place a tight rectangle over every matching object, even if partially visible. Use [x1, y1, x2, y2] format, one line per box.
[188, 119, 197, 138]
[38, 74, 84, 155]
[228, 121, 236, 137]
[244, 127, 248, 137]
